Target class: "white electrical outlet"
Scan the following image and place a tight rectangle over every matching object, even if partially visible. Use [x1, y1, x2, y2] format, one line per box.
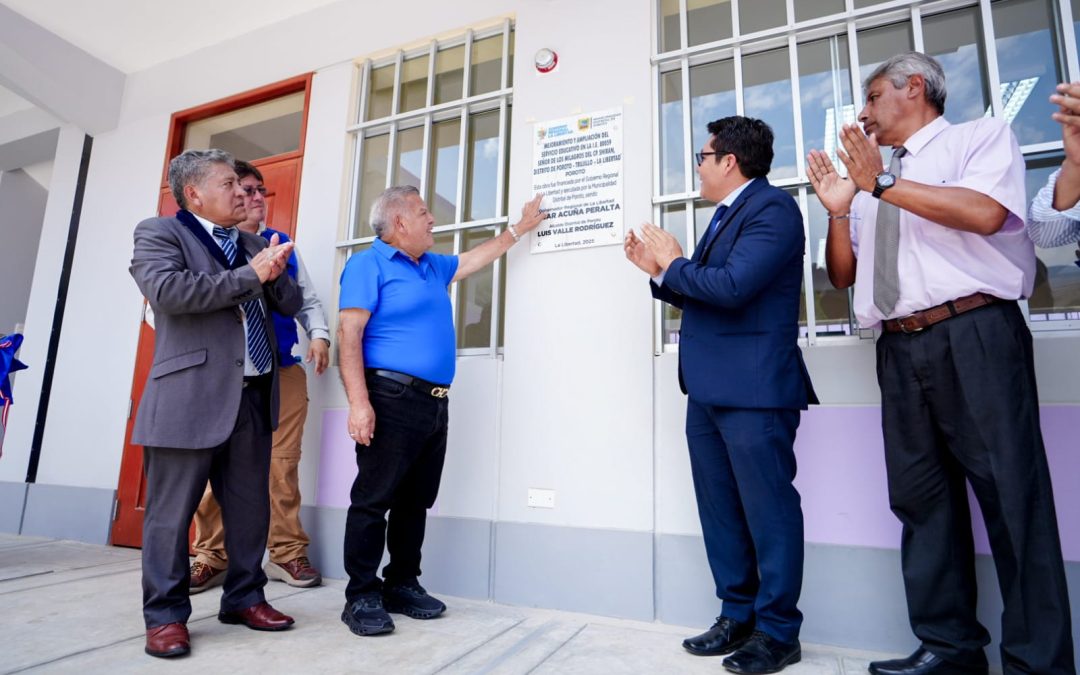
[527, 488, 555, 509]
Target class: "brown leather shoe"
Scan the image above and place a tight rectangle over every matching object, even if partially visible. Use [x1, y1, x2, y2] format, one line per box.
[265, 557, 322, 588]
[145, 622, 190, 658]
[189, 561, 225, 594]
[218, 601, 294, 631]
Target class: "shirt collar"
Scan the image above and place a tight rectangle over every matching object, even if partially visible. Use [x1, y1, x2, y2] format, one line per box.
[373, 237, 432, 268]
[192, 212, 238, 241]
[720, 176, 755, 207]
[898, 115, 949, 158]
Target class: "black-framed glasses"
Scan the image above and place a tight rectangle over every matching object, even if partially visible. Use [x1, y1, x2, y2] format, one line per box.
[242, 185, 268, 197]
[694, 150, 731, 166]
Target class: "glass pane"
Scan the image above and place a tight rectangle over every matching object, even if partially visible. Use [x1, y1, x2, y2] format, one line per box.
[854, 0, 888, 7]
[660, 69, 685, 194]
[1027, 155, 1080, 318]
[432, 230, 456, 256]
[688, 0, 733, 47]
[399, 54, 430, 113]
[923, 7, 990, 124]
[694, 199, 716, 244]
[434, 45, 465, 105]
[183, 91, 305, 158]
[857, 22, 913, 84]
[471, 35, 503, 96]
[428, 118, 461, 226]
[807, 188, 854, 334]
[457, 227, 496, 349]
[355, 134, 390, 238]
[659, 0, 682, 52]
[992, 0, 1064, 146]
[740, 0, 786, 35]
[742, 47, 797, 179]
[690, 59, 737, 190]
[366, 65, 395, 121]
[794, 0, 844, 22]
[507, 31, 515, 88]
[660, 203, 688, 344]
[393, 125, 423, 190]
[465, 111, 500, 222]
[798, 36, 854, 172]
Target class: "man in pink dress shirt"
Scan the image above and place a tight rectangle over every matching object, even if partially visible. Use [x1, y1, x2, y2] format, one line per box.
[807, 52, 1074, 675]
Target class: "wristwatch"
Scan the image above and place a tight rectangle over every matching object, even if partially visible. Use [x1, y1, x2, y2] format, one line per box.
[872, 172, 896, 198]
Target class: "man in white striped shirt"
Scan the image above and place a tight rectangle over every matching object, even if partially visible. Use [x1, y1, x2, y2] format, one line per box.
[1029, 81, 1080, 248]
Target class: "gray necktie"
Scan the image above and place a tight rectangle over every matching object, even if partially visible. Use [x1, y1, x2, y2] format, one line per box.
[873, 146, 907, 316]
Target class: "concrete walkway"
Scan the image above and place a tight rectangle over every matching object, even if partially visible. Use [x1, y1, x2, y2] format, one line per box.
[0, 534, 904, 674]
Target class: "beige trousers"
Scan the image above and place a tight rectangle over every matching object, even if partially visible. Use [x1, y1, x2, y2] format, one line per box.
[192, 363, 311, 567]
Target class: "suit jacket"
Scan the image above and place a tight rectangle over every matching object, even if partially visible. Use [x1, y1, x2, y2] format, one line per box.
[652, 177, 817, 410]
[129, 214, 302, 449]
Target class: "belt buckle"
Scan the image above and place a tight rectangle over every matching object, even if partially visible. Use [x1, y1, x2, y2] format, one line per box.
[430, 386, 449, 398]
[897, 314, 924, 334]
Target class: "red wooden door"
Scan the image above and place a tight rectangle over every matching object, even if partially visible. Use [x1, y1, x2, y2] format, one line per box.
[111, 76, 310, 548]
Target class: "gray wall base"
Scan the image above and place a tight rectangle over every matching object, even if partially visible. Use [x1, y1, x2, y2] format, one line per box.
[200, 506, 1080, 670]
[0, 480, 28, 533]
[20, 483, 114, 544]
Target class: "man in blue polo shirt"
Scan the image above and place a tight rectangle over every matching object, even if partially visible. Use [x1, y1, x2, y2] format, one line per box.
[337, 185, 545, 637]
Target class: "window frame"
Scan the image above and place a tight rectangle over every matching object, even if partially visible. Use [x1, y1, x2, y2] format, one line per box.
[652, 0, 1080, 353]
[337, 20, 515, 358]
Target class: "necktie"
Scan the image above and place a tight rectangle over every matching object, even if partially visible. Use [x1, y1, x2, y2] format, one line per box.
[213, 227, 273, 374]
[872, 146, 907, 316]
[709, 204, 729, 239]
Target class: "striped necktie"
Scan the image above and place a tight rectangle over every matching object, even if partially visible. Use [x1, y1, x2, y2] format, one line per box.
[213, 227, 273, 374]
[872, 146, 907, 316]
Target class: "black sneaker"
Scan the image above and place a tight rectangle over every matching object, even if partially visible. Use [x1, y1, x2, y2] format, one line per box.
[382, 580, 446, 619]
[341, 594, 395, 636]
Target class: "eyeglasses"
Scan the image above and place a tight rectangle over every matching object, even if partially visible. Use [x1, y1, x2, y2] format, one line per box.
[242, 185, 268, 197]
[695, 151, 732, 166]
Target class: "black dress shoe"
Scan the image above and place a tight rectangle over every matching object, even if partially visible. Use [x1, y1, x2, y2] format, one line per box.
[722, 631, 801, 674]
[683, 616, 754, 656]
[868, 647, 987, 675]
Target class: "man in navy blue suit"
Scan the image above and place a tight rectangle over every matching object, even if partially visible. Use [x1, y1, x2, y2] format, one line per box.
[627, 116, 816, 675]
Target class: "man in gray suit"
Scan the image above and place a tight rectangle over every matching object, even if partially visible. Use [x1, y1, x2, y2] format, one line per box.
[130, 149, 302, 658]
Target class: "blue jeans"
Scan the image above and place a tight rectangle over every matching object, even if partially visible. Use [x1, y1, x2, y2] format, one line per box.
[343, 374, 449, 601]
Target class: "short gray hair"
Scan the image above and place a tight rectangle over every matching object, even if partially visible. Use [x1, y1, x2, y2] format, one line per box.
[168, 149, 236, 210]
[863, 51, 946, 115]
[369, 185, 420, 239]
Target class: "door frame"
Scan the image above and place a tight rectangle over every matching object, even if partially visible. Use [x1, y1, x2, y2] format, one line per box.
[111, 73, 313, 548]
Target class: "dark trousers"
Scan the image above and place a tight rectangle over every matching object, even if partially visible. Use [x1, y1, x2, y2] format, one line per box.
[141, 383, 272, 628]
[343, 375, 448, 602]
[877, 301, 1074, 674]
[686, 402, 804, 643]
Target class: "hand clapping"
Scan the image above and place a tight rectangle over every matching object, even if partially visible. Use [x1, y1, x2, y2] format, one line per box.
[251, 233, 294, 283]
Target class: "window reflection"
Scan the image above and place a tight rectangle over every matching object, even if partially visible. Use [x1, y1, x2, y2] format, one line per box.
[742, 47, 797, 179]
[659, 0, 681, 53]
[807, 190, 854, 334]
[688, 0, 732, 47]
[740, 0, 786, 35]
[798, 36, 853, 173]
[470, 35, 503, 95]
[366, 65, 395, 121]
[428, 119, 461, 226]
[465, 111, 500, 222]
[660, 69, 685, 194]
[399, 55, 429, 113]
[923, 7, 989, 125]
[794, 0, 844, 22]
[393, 125, 424, 191]
[660, 203, 688, 343]
[356, 133, 390, 238]
[434, 46, 465, 105]
[1027, 155, 1080, 318]
[992, 0, 1064, 146]
[690, 59, 737, 190]
[457, 228, 496, 349]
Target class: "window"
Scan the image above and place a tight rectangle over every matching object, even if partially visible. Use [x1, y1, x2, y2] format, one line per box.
[652, 0, 1080, 348]
[338, 22, 514, 354]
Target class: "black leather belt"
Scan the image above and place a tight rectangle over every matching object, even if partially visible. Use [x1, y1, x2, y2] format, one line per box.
[883, 292, 1001, 333]
[366, 368, 450, 398]
[242, 374, 272, 389]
